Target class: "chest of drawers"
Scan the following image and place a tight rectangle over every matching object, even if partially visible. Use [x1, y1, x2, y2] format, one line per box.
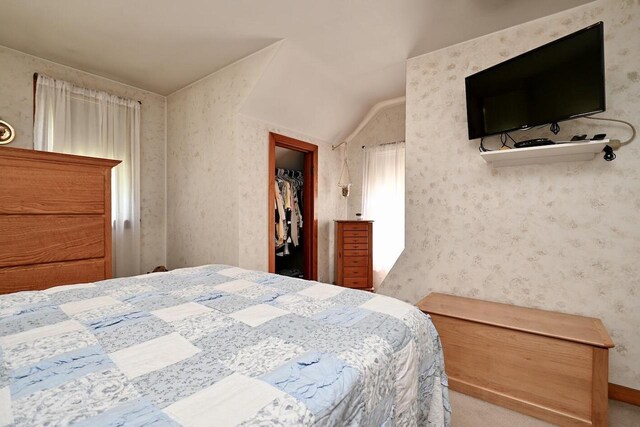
[0, 147, 120, 294]
[334, 220, 373, 291]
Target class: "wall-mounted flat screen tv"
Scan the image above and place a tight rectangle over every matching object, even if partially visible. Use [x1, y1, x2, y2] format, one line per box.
[465, 22, 605, 140]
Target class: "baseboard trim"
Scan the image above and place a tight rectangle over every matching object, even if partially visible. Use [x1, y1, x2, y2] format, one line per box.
[609, 383, 640, 407]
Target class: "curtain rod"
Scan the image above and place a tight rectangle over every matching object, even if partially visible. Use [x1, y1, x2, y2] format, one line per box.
[33, 73, 142, 105]
[362, 140, 405, 149]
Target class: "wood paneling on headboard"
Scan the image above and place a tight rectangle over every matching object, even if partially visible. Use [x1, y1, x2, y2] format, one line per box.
[0, 147, 120, 294]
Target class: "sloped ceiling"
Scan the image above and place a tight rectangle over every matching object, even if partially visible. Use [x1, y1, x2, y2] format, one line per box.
[0, 0, 594, 142]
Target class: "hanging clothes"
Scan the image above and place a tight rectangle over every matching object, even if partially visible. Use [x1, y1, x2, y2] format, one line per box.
[275, 168, 304, 256]
[274, 181, 286, 246]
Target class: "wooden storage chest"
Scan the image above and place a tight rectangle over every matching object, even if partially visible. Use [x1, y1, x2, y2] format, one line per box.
[418, 293, 614, 426]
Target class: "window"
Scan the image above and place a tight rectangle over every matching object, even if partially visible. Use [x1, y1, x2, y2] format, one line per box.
[33, 74, 141, 277]
[362, 141, 405, 286]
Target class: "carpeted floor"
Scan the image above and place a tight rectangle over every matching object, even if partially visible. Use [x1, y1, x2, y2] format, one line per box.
[449, 391, 640, 426]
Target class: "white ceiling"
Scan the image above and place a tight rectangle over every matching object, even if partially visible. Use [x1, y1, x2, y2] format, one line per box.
[0, 0, 593, 142]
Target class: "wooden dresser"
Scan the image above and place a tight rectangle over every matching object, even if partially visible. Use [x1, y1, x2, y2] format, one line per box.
[334, 220, 373, 291]
[0, 147, 120, 294]
[418, 293, 614, 427]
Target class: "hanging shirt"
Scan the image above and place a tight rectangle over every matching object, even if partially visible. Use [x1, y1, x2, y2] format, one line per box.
[274, 181, 286, 246]
[290, 183, 299, 247]
[283, 181, 292, 211]
[294, 186, 302, 229]
[274, 170, 304, 253]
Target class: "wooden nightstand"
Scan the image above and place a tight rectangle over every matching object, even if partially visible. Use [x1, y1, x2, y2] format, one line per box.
[334, 220, 373, 291]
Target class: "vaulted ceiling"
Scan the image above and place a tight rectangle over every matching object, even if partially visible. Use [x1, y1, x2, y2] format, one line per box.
[0, 0, 593, 142]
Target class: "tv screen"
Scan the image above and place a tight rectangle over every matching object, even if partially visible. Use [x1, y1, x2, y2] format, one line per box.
[465, 22, 605, 140]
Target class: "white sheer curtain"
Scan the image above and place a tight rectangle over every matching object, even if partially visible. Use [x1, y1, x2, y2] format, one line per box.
[362, 142, 405, 286]
[34, 75, 141, 278]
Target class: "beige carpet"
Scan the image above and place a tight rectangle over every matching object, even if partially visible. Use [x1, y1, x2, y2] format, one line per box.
[449, 391, 640, 426]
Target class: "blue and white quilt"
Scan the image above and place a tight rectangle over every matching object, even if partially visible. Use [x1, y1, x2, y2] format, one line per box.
[0, 265, 450, 426]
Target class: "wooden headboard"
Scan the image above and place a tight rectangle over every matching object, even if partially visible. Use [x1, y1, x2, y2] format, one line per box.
[0, 147, 120, 294]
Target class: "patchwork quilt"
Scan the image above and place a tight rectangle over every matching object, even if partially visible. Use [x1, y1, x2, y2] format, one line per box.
[0, 265, 451, 426]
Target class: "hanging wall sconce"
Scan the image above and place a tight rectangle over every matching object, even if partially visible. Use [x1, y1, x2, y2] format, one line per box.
[0, 119, 15, 145]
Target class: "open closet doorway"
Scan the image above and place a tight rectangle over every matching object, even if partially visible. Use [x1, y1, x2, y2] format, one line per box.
[269, 133, 318, 280]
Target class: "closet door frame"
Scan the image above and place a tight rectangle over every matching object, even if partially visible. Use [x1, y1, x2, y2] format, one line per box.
[268, 132, 318, 281]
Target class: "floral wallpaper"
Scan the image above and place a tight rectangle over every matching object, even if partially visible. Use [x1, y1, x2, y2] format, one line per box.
[0, 40, 345, 282]
[346, 103, 406, 220]
[2, 0, 638, 409]
[383, 0, 640, 393]
[0, 46, 167, 273]
[236, 115, 346, 283]
[166, 45, 345, 283]
[166, 45, 277, 269]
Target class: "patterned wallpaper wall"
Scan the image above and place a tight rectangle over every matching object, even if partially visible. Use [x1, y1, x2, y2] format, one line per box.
[384, 0, 640, 389]
[166, 46, 345, 282]
[2, 0, 638, 395]
[166, 45, 277, 269]
[0, 46, 167, 273]
[346, 103, 406, 220]
[0, 40, 345, 282]
[236, 115, 346, 283]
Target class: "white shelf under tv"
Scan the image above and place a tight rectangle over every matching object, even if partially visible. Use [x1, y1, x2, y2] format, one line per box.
[480, 140, 613, 168]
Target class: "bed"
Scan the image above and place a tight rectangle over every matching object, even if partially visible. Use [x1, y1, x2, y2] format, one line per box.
[0, 264, 451, 426]
[0, 148, 450, 425]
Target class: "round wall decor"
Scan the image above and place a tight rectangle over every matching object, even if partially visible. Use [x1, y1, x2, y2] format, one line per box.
[0, 119, 16, 145]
